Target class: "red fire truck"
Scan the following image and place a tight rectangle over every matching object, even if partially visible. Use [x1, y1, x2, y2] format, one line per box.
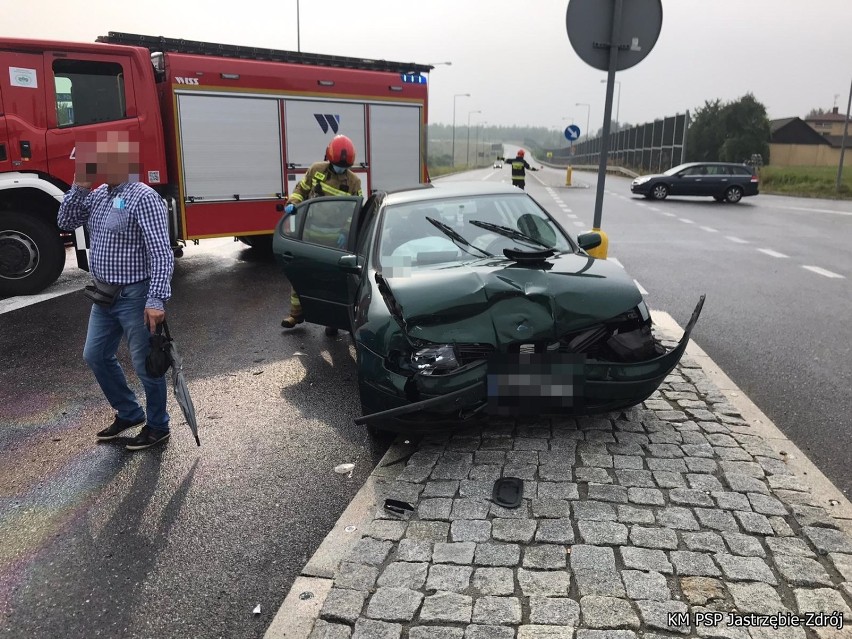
[0, 32, 431, 295]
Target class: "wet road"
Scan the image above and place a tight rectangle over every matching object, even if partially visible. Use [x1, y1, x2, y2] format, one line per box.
[0, 241, 392, 638]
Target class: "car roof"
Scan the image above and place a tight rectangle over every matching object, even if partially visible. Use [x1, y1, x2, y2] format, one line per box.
[382, 181, 523, 206]
[674, 161, 749, 168]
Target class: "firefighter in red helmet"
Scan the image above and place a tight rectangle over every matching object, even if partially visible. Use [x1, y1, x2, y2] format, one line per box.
[280, 135, 364, 335]
[505, 148, 539, 190]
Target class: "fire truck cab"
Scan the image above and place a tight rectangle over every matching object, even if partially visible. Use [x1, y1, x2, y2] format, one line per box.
[0, 32, 431, 296]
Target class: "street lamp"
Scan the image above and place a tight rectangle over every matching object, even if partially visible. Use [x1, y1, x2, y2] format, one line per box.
[452, 93, 470, 167]
[467, 110, 482, 167]
[600, 79, 621, 130]
[475, 120, 487, 168]
[296, 0, 301, 52]
[601, 79, 622, 162]
[424, 62, 451, 168]
[575, 102, 590, 141]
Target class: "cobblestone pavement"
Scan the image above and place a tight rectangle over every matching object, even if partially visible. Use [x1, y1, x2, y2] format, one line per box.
[306, 340, 852, 639]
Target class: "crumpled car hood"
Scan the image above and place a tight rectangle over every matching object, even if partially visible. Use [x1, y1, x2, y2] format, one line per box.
[382, 253, 643, 345]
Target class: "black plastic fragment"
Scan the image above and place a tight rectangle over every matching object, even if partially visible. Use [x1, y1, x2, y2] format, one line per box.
[383, 499, 415, 515]
[492, 477, 524, 508]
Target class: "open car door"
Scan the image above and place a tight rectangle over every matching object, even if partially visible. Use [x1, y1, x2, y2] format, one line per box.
[273, 196, 364, 331]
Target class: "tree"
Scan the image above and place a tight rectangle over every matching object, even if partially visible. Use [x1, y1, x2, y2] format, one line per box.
[687, 99, 725, 162]
[687, 94, 770, 164]
[806, 107, 827, 119]
[718, 94, 770, 163]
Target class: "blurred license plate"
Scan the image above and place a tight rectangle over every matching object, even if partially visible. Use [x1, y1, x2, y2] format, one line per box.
[486, 353, 586, 415]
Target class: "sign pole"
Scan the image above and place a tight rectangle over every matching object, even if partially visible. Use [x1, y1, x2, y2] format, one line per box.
[566, 0, 662, 260]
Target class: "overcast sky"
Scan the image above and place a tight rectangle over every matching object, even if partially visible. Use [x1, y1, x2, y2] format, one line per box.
[6, 0, 851, 136]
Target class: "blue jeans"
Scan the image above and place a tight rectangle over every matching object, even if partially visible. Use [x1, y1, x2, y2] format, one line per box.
[83, 280, 170, 432]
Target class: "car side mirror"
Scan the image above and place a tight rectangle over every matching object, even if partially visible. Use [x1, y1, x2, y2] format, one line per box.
[577, 232, 602, 251]
[338, 254, 362, 274]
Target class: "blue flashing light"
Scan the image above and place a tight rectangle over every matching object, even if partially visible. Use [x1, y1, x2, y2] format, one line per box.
[400, 73, 427, 84]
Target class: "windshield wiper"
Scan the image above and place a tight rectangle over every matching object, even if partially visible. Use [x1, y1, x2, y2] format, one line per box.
[426, 217, 493, 258]
[469, 219, 552, 249]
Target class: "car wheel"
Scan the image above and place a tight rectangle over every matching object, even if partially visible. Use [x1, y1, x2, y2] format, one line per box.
[724, 186, 744, 203]
[651, 183, 669, 200]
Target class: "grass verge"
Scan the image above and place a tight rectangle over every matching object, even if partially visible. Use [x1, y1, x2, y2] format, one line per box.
[759, 165, 852, 199]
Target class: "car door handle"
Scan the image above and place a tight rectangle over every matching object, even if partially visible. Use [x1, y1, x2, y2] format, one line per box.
[279, 251, 294, 262]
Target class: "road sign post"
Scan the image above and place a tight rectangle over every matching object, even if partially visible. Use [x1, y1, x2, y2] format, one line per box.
[566, 0, 662, 258]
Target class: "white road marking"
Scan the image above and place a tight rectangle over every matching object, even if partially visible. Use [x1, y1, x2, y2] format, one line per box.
[802, 265, 845, 279]
[573, 221, 585, 228]
[776, 205, 852, 217]
[661, 212, 677, 217]
[699, 226, 719, 233]
[726, 236, 750, 244]
[649, 207, 662, 212]
[609, 257, 624, 268]
[756, 248, 789, 258]
[635, 202, 647, 207]
[482, 171, 496, 180]
[567, 214, 578, 219]
[678, 218, 695, 224]
[634, 279, 649, 295]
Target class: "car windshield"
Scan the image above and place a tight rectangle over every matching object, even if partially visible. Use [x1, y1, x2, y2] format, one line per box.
[378, 193, 573, 270]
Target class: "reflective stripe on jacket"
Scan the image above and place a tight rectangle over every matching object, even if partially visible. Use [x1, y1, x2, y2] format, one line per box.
[509, 156, 532, 181]
[288, 161, 363, 203]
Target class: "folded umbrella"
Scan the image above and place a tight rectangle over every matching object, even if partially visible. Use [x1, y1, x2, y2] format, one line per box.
[169, 334, 200, 446]
[150, 320, 200, 446]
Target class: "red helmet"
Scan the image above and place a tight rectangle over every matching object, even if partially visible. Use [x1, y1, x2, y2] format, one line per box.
[518, 149, 525, 157]
[325, 135, 356, 168]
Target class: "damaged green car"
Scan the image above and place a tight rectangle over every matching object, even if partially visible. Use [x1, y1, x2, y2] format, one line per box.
[274, 182, 703, 432]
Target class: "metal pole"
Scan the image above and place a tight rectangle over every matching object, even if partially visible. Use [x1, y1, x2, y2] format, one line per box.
[452, 93, 469, 167]
[836, 77, 852, 193]
[592, 0, 622, 231]
[576, 103, 590, 143]
[616, 81, 622, 131]
[467, 110, 481, 167]
[296, 0, 301, 52]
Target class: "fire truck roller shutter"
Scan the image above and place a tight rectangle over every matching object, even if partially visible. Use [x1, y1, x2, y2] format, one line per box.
[177, 94, 284, 202]
[284, 100, 367, 191]
[369, 104, 422, 191]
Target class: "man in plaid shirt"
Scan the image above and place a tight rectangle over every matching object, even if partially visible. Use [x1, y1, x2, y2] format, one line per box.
[58, 131, 174, 450]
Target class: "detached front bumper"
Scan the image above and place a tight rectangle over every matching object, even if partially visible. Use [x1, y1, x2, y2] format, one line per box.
[356, 296, 705, 430]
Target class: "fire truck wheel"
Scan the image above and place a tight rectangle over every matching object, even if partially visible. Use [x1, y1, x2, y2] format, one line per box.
[0, 211, 66, 296]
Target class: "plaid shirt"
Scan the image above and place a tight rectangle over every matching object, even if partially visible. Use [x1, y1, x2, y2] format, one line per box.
[58, 182, 174, 310]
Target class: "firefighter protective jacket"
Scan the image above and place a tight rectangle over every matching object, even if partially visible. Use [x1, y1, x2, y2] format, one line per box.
[508, 156, 533, 182]
[288, 161, 363, 203]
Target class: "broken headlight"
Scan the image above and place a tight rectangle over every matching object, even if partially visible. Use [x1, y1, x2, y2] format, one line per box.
[411, 344, 460, 376]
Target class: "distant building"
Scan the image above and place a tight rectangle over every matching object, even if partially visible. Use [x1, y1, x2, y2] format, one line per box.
[805, 106, 852, 137]
[769, 116, 849, 167]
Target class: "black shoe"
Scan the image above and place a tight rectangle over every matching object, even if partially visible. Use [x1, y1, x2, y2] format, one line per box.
[126, 426, 170, 451]
[324, 326, 339, 336]
[96, 415, 145, 441]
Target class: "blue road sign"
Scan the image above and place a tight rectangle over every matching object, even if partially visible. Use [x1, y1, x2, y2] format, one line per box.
[565, 124, 581, 141]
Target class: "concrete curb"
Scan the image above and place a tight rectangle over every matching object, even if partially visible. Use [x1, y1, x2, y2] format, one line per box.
[264, 437, 414, 638]
[652, 309, 852, 532]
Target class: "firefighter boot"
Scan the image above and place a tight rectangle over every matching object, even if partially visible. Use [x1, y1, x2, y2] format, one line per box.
[282, 292, 304, 329]
[281, 314, 304, 328]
